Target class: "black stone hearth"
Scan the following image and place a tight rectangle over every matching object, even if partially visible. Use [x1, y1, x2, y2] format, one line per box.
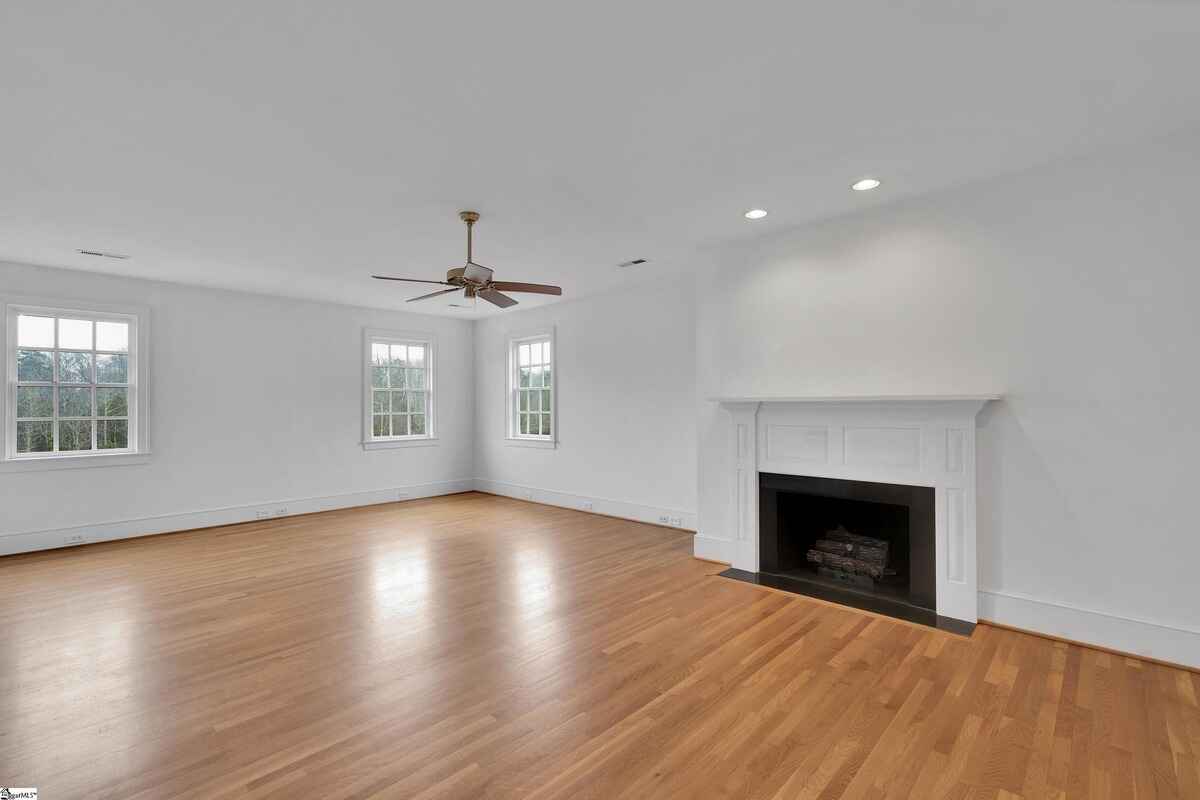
[719, 472, 973, 635]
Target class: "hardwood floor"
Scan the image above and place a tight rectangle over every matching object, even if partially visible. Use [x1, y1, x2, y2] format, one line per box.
[1, 491, 1197, 799]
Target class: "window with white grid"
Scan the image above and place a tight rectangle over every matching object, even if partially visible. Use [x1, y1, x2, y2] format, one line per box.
[510, 336, 553, 440]
[6, 306, 139, 459]
[366, 333, 434, 443]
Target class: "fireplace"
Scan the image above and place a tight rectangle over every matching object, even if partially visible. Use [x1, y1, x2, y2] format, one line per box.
[705, 395, 996, 633]
[755, 472, 942, 626]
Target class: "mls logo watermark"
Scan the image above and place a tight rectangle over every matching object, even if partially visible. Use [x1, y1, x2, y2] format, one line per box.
[0, 789, 38, 799]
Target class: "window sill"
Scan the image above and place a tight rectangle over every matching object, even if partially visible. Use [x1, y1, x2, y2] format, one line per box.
[504, 437, 557, 450]
[0, 451, 152, 473]
[362, 437, 439, 451]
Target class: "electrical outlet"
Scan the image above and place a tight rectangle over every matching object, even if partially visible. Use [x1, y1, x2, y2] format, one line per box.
[275, 507, 288, 516]
[670, 516, 683, 527]
[63, 533, 87, 546]
[658, 515, 671, 525]
[581, 501, 594, 511]
[255, 510, 271, 520]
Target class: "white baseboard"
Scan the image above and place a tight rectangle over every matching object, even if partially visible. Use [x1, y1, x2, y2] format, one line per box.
[473, 478, 696, 532]
[7, 485, 1194, 668]
[693, 535, 1200, 669]
[979, 587, 1200, 669]
[0, 479, 475, 557]
[692, 535, 735, 564]
[1, 479, 692, 557]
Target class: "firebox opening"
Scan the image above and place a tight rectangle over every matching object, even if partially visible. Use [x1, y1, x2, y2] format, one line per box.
[773, 493, 912, 604]
[757, 473, 937, 623]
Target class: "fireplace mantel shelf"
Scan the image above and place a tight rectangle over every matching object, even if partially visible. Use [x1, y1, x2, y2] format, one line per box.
[708, 394, 1001, 404]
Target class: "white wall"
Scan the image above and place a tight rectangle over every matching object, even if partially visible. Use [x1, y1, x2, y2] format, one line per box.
[0, 261, 476, 554]
[697, 132, 1200, 666]
[473, 283, 697, 528]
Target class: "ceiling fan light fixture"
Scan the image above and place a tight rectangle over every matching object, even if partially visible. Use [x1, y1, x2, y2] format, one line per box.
[744, 208, 768, 220]
[371, 211, 563, 310]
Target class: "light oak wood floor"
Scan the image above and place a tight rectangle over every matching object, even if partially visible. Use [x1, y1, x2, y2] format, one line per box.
[1, 492, 1197, 799]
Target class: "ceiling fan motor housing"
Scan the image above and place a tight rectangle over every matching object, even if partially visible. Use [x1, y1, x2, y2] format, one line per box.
[446, 264, 496, 286]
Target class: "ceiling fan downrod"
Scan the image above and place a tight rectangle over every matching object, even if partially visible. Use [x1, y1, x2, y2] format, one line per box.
[460, 210, 479, 265]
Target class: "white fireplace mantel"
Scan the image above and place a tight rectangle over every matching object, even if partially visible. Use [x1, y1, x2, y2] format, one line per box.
[709, 394, 999, 623]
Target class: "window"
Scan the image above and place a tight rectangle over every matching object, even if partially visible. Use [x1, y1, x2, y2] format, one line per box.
[4, 301, 148, 465]
[508, 332, 555, 445]
[364, 330, 435, 448]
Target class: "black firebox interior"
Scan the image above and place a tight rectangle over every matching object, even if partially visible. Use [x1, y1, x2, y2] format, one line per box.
[756, 472, 938, 626]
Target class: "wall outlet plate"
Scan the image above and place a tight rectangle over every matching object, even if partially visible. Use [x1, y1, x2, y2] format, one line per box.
[658, 515, 671, 525]
[581, 501, 594, 511]
[670, 516, 683, 527]
[275, 507, 288, 516]
[256, 510, 271, 520]
[63, 533, 87, 546]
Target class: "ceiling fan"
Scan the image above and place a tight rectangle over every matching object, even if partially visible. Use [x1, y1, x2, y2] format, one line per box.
[372, 211, 563, 309]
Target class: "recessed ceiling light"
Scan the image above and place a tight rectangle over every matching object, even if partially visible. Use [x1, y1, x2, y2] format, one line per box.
[851, 178, 882, 192]
[744, 208, 768, 220]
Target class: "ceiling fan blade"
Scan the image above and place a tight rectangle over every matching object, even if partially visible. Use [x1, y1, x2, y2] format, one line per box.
[462, 262, 494, 284]
[478, 288, 518, 308]
[406, 287, 462, 303]
[372, 275, 454, 285]
[489, 281, 563, 296]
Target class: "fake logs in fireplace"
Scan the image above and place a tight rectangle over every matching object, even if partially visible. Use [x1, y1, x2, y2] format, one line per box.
[804, 525, 895, 590]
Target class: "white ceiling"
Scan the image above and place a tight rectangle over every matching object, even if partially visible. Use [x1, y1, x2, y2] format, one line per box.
[2, 1, 1199, 317]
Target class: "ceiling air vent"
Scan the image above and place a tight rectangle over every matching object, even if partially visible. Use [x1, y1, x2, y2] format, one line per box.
[617, 258, 647, 268]
[77, 249, 131, 260]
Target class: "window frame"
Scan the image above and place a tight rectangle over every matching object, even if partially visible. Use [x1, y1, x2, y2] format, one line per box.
[362, 328, 438, 450]
[2, 296, 151, 471]
[505, 328, 557, 449]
